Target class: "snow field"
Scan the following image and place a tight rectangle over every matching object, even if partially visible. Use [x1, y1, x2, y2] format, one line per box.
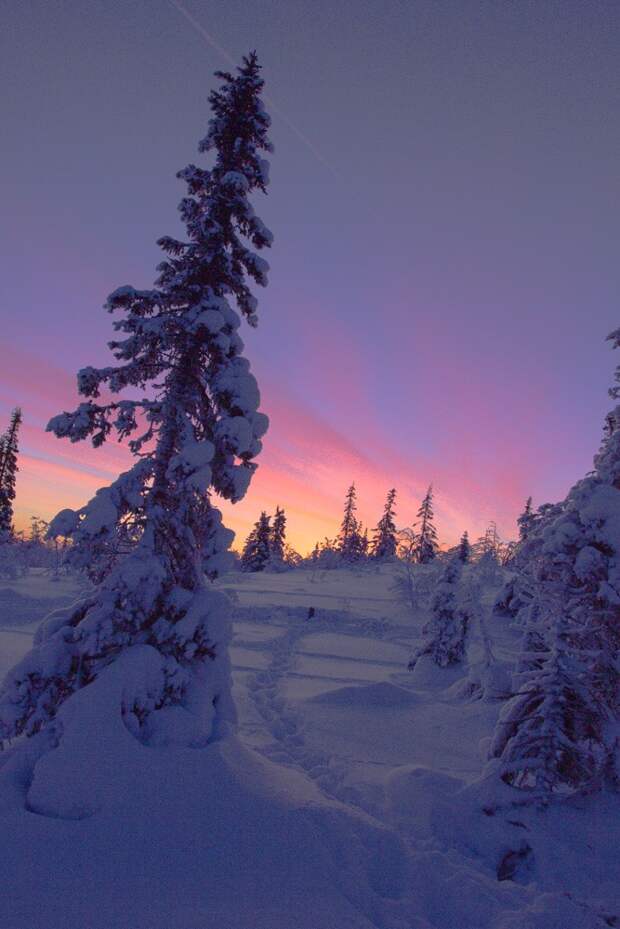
[0, 565, 618, 928]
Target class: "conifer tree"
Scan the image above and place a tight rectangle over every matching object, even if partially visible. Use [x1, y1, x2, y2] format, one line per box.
[338, 483, 362, 561]
[457, 530, 471, 563]
[241, 511, 271, 572]
[415, 485, 438, 563]
[490, 329, 620, 799]
[409, 557, 469, 668]
[0, 54, 273, 746]
[372, 488, 397, 560]
[517, 496, 536, 541]
[270, 505, 286, 563]
[481, 521, 501, 559]
[360, 526, 369, 559]
[0, 408, 22, 538]
[491, 580, 613, 798]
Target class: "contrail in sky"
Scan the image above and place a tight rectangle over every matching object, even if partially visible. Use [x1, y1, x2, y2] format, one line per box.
[166, 0, 340, 178]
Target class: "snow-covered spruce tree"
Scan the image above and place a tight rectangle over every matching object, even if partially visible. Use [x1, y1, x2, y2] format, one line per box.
[270, 505, 286, 563]
[492, 499, 564, 620]
[490, 329, 620, 799]
[0, 54, 273, 746]
[409, 556, 469, 668]
[414, 485, 438, 564]
[458, 530, 471, 564]
[0, 407, 22, 538]
[241, 511, 271, 572]
[49, 480, 144, 584]
[490, 586, 612, 798]
[372, 488, 397, 560]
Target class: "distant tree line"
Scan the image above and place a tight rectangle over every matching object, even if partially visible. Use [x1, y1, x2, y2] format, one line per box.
[240, 482, 521, 572]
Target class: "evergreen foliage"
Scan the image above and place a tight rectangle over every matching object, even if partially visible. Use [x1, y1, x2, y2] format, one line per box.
[372, 488, 397, 560]
[414, 485, 438, 564]
[457, 530, 471, 563]
[490, 330, 620, 799]
[0, 54, 273, 745]
[409, 557, 469, 668]
[338, 483, 365, 562]
[270, 505, 286, 562]
[241, 511, 272, 572]
[0, 407, 22, 538]
[517, 496, 536, 541]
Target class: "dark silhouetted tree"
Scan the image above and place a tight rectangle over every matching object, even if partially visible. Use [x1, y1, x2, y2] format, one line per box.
[415, 485, 438, 563]
[270, 505, 286, 562]
[0, 408, 22, 538]
[372, 488, 397, 560]
[457, 530, 471, 563]
[241, 511, 272, 572]
[517, 496, 536, 541]
[338, 483, 363, 562]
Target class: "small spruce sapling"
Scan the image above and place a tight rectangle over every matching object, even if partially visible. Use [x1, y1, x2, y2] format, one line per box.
[409, 557, 469, 669]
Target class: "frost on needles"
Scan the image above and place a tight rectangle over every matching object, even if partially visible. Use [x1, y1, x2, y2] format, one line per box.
[0, 53, 273, 748]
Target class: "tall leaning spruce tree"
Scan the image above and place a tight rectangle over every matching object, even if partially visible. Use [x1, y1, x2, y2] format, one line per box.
[0, 54, 273, 746]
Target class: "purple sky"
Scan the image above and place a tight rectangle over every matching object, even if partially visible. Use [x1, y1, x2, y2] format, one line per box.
[2, 0, 619, 552]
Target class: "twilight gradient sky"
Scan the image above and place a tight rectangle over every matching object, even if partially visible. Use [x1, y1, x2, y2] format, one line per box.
[2, 0, 619, 553]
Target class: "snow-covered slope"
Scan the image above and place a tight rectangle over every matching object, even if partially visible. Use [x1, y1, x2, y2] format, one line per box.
[0, 566, 617, 928]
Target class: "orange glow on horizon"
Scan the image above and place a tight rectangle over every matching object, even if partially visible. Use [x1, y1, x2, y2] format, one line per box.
[7, 345, 532, 554]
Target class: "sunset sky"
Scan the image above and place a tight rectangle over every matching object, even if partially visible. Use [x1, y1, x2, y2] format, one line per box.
[2, 0, 619, 554]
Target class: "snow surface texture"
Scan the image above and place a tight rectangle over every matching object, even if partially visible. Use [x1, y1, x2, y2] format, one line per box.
[0, 566, 618, 928]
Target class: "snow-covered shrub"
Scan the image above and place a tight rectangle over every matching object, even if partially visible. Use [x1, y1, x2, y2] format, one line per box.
[475, 548, 503, 586]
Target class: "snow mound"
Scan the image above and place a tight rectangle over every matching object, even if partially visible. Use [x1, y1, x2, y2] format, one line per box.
[309, 680, 419, 708]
